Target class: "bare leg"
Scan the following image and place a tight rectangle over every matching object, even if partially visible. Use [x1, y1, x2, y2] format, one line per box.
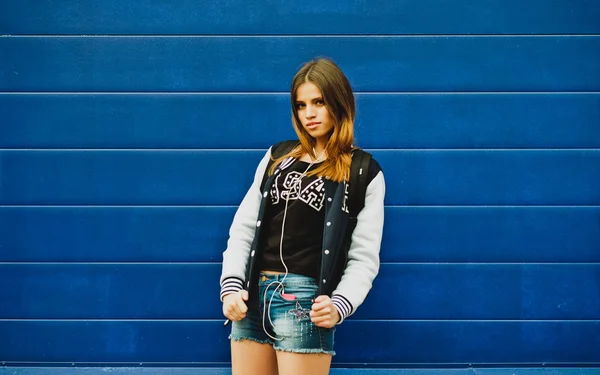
[275, 351, 332, 375]
[231, 339, 279, 375]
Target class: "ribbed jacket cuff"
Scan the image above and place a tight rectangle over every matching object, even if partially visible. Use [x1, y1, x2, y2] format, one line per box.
[220, 277, 244, 301]
[331, 294, 353, 324]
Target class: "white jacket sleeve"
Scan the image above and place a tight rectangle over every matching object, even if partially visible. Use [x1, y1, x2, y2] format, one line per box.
[331, 171, 385, 322]
[219, 148, 272, 300]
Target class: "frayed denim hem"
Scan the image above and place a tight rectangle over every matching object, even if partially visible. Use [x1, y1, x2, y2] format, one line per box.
[229, 334, 272, 346]
[273, 347, 336, 356]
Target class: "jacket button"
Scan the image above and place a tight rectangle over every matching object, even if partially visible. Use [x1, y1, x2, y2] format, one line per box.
[323, 279, 327, 284]
[263, 191, 268, 198]
[247, 281, 250, 287]
[256, 221, 261, 227]
[326, 222, 331, 226]
[327, 197, 332, 202]
[251, 250, 255, 257]
[324, 250, 330, 255]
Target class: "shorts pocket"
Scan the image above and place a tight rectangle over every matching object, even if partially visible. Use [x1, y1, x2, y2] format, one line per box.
[280, 282, 317, 302]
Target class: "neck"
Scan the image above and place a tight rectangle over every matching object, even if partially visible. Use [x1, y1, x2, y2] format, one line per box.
[311, 147, 326, 163]
[314, 139, 327, 156]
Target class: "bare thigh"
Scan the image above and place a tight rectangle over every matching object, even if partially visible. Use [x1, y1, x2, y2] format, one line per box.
[231, 339, 278, 375]
[275, 351, 332, 375]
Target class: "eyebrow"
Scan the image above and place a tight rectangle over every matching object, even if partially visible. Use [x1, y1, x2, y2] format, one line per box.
[295, 97, 323, 103]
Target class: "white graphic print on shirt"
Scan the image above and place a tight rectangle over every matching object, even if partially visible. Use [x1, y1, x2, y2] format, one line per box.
[270, 171, 325, 211]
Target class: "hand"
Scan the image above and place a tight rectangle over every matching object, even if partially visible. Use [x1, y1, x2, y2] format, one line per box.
[222, 290, 248, 322]
[310, 295, 340, 328]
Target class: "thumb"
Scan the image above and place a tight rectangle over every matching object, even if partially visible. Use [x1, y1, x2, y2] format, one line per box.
[314, 295, 328, 303]
[241, 290, 249, 301]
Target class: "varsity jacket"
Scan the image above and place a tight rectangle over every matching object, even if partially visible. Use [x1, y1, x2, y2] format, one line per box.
[220, 146, 385, 323]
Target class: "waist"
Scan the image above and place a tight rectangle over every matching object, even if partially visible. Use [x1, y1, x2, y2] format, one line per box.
[261, 270, 286, 275]
[258, 271, 317, 286]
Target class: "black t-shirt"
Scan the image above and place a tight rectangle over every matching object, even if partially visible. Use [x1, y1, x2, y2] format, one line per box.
[258, 160, 326, 279]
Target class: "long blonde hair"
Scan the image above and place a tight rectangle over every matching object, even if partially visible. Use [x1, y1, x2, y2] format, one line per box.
[269, 58, 356, 182]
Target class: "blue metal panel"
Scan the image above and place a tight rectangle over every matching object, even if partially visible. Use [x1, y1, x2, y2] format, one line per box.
[473, 370, 600, 375]
[0, 150, 598, 205]
[1, 37, 599, 92]
[0, 370, 235, 375]
[336, 321, 600, 364]
[0, 264, 222, 319]
[0, 207, 233, 262]
[1, 264, 598, 320]
[357, 264, 600, 320]
[1, 368, 600, 375]
[1, 207, 598, 263]
[1, 93, 599, 149]
[1, 0, 599, 35]
[0, 368, 598, 375]
[376, 150, 600, 205]
[0, 321, 598, 364]
[383, 207, 600, 262]
[0, 150, 263, 205]
[0, 321, 231, 363]
[0, 368, 477, 375]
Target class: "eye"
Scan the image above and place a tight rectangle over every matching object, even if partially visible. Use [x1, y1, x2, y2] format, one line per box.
[296, 103, 306, 109]
[316, 100, 325, 106]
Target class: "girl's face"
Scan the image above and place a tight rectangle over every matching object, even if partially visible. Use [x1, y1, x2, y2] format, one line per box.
[295, 82, 335, 146]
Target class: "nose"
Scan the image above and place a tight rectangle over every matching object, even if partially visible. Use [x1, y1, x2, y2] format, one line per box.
[304, 104, 316, 119]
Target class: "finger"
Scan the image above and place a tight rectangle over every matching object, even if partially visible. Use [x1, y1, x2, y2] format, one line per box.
[313, 295, 329, 303]
[226, 309, 245, 322]
[224, 309, 238, 321]
[225, 303, 245, 320]
[310, 314, 331, 324]
[310, 306, 332, 316]
[312, 299, 332, 312]
[315, 320, 334, 328]
[241, 290, 249, 301]
[222, 293, 237, 305]
[223, 306, 235, 320]
[235, 296, 248, 314]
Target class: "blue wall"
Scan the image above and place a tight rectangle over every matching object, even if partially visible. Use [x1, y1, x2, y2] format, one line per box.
[1, 0, 599, 367]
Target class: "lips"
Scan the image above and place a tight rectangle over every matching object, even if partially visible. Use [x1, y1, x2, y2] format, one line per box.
[306, 122, 321, 130]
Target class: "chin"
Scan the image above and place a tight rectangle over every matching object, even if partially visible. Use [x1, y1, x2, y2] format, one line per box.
[303, 129, 319, 138]
[308, 132, 326, 141]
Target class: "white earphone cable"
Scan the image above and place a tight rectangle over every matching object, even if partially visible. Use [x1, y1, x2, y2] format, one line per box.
[261, 149, 325, 340]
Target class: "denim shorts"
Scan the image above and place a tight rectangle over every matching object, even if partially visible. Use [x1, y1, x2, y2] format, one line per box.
[229, 272, 335, 355]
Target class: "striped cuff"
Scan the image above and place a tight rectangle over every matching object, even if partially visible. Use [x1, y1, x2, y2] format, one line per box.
[220, 277, 244, 301]
[331, 294, 353, 324]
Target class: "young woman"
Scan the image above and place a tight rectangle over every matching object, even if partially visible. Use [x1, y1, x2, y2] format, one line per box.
[219, 58, 385, 375]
